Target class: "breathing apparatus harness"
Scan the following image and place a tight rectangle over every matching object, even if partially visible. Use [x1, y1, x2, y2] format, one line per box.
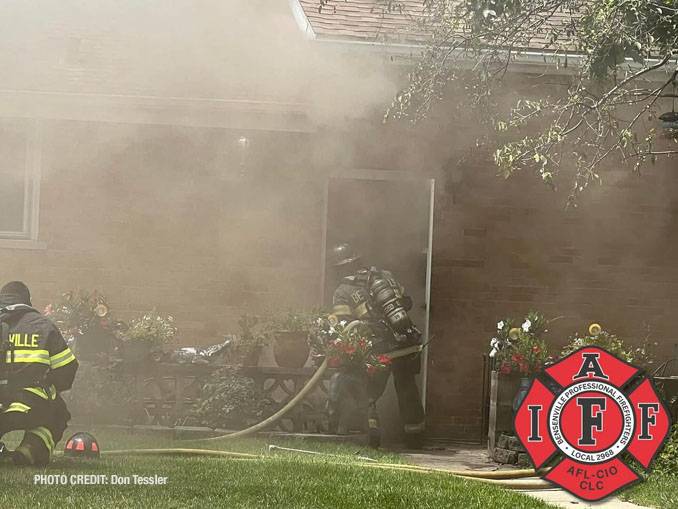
[354, 267, 422, 347]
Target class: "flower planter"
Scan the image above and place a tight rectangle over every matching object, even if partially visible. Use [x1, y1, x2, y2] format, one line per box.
[273, 330, 310, 368]
[236, 346, 262, 367]
[488, 370, 521, 454]
[512, 376, 531, 413]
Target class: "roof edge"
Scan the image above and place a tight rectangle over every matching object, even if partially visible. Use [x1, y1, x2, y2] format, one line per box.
[290, 0, 316, 40]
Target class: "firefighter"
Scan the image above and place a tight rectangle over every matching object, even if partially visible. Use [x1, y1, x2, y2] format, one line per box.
[330, 243, 425, 448]
[0, 281, 78, 466]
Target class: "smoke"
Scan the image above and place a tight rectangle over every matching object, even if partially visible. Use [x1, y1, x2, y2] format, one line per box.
[0, 0, 445, 344]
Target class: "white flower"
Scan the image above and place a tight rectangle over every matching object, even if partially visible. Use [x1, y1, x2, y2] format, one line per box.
[489, 338, 500, 358]
[522, 319, 532, 332]
[339, 320, 347, 326]
[497, 321, 504, 330]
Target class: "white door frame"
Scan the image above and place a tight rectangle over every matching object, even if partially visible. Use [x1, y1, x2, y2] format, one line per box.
[320, 169, 435, 407]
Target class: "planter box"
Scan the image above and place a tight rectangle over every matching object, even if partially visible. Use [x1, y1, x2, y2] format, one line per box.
[487, 370, 521, 454]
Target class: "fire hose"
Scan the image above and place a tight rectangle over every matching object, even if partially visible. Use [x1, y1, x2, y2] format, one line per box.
[99, 320, 554, 489]
[199, 321, 422, 443]
[98, 446, 552, 489]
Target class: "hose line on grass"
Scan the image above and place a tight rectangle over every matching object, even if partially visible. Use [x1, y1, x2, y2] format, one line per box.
[98, 447, 553, 489]
[109, 316, 551, 489]
[100, 448, 261, 459]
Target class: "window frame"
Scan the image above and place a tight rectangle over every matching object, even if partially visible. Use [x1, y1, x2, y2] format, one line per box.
[0, 119, 42, 242]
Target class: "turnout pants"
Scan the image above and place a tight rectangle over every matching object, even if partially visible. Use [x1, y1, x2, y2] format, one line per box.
[368, 344, 426, 446]
[0, 389, 71, 465]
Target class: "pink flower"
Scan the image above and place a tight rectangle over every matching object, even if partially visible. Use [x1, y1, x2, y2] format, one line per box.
[346, 346, 355, 355]
[377, 354, 392, 366]
[533, 346, 541, 355]
[44, 304, 52, 315]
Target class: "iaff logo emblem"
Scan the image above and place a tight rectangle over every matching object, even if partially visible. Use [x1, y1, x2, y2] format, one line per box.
[514, 347, 671, 501]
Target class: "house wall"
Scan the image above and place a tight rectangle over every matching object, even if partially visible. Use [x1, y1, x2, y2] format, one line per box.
[0, 120, 324, 342]
[1, 113, 676, 441]
[426, 156, 678, 439]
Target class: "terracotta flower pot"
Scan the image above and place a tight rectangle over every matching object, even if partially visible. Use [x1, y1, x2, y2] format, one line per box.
[237, 346, 262, 367]
[273, 330, 310, 368]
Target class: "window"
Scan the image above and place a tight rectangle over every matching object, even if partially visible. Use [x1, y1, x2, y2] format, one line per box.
[0, 119, 40, 240]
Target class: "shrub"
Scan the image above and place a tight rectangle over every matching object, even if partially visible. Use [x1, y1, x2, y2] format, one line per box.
[192, 368, 273, 429]
[63, 356, 136, 424]
[560, 327, 655, 368]
[650, 424, 678, 477]
[116, 312, 176, 344]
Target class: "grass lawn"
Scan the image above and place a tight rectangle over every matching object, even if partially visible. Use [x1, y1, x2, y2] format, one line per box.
[619, 473, 678, 509]
[0, 428, 558, 508]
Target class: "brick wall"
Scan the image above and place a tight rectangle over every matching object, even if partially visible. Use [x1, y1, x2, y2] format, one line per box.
[1, 116, 677, 441]
[0, 120, 324, 344]
[426, 155, 678, 439]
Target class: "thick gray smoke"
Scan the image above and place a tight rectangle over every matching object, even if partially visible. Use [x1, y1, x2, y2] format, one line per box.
[0, 0, 446, 344]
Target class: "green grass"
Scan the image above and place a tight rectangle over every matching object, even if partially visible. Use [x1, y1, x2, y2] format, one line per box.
[620, 474, 678, 509]
[0, 428, 557, 509]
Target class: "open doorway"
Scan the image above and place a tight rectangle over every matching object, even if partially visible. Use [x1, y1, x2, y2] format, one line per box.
[321, 170, 434, 442]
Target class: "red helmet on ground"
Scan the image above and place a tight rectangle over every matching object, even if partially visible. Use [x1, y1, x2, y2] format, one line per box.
[64, 432, 100, 458]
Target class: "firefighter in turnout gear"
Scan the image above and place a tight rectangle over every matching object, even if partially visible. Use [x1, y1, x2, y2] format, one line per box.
[330, 243, 425, 448]
[0, 281, 78, 466]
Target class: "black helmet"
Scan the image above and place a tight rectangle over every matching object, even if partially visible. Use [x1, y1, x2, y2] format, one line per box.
[0, 281, 31, 306]
[331, 243, 361, 266]
[64, 432, 100, 458]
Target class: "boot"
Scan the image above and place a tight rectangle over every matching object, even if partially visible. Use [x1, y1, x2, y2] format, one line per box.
[11, 445, 34, 466]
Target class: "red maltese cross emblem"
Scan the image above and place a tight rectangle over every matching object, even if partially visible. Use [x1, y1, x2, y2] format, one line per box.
[514, 346, 671, 501]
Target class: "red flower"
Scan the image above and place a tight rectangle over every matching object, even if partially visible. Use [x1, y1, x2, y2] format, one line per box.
[359, 340, 367, 350]
[500, 362, 511, 374]
[346, 346, 356, 355]
[519, 362, 529, 375]
[377, 354, 392, 366]
[532, 346, 541, 355]
[511, 353, 524, 363]
[366, 364, 376, 375]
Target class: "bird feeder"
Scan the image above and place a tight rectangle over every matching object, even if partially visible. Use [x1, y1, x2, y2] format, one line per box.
[660, 77, 678, 139]
[659, 111, 678, 138]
